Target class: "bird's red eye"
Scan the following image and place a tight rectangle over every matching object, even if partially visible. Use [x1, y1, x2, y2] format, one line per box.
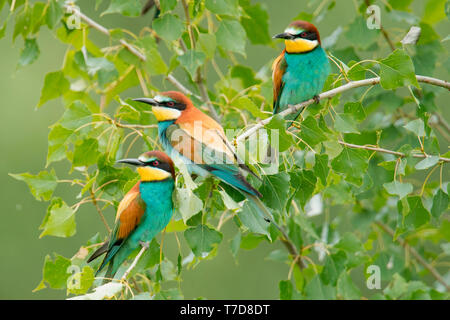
[300, 32, 308, 38]
[167, 101, 175, 107]
[151, 160, 160, 166]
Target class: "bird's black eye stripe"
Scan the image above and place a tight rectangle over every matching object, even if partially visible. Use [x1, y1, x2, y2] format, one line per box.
[147, 160, 172, 173]
[163, 101, 186, 110]
[297, 31, 317, 41]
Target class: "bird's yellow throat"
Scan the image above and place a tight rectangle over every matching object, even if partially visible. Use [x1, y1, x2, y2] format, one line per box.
[285, 38, 318, 53]
[152, 106, 181, 121]
[137, 167, 171, 181]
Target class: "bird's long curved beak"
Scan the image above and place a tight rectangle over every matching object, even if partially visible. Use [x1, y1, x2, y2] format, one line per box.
[116, 158, 145, 166]
[273, 32, 292, 39]
[133, 98, 158, 106]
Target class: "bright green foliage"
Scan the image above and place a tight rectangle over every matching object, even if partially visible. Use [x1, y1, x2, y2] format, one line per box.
[7, 0, 449, 301]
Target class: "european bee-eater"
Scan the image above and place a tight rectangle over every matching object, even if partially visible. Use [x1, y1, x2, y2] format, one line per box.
[134, 92, 275, 225]
[272, 20, 330, 123]
[87, 151, 175, 279]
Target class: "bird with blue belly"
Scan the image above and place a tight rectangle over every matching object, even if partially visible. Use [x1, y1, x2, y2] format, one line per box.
[87, 150, 175, 280]
[272, 20, 330, 124]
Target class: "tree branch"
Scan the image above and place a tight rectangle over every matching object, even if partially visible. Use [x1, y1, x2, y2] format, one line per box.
[121, 244, 147, 281]
[236, 75, 450, 143]
[375, 222, 450, 292]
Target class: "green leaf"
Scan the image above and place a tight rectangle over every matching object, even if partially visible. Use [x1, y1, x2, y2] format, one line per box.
[238, 201, 271, 238]
[184, 225, 223, 257]
[240, 233, 265, 250]
[153, 14, 184, 41]
[331, 148, 369, 186]
[216, 19, 246, 55]
[39, 198, 76, 238]
[403, 119, 425, 136]
[46, 0, 63, 29]
[41, 254, 72, 289]
[234, 97, 266, 119]
[279, 280, 293, 300]
[431, 189, 448, 218]
[335, 233, 363, 253]
[345, 16, 379, 50]
[13, 8, 31, 42]
[176, 188, 203, 223]
[67, 266, 95, 295]
[47, 125, 73, 166]
[405, 196, 430, 228]
[18, 38, 40, 67]
[177, 50, 206, 79]
[10, 169, 58, 201]
[240, 2, 271, 45]
[38, 71, 70, 107]
[298, 116, 327, 147]
[265, 114, 294, 152]
[135, 239, 162, 270]
[334, 114, 359, 134]
[198, 33, 216, 59]
[337, 272, 361, 300]
[304, 275, 336, 299]
[383, 181, 413, 199]
[384, 273, 408, 299]
[314, 154, 329, 185]
[138, 36, 168, 75]
[414, 156, 439, 170]
[290, 170, 317, 208]
[344, 102, 366, 121]
[59, 101, 92, 130]
[160, 0, 177, 13]
[423, 0, 447, 24]
[321, 250, 347, 286]
[72, 138, 100, 168]
[102, 0, 141, 17]
[205, 0, 239, 16]
[260, 172, 291, 210]
[379, 49, 419, 90]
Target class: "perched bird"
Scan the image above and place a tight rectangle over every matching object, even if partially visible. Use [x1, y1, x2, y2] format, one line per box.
[134, 92, 275, 224]
[272, 20, 330, 124]
[87, 151, 175, 279]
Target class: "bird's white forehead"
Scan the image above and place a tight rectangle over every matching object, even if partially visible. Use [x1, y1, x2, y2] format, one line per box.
[284, 27, 303, 35]
[154, 95, 173, 103]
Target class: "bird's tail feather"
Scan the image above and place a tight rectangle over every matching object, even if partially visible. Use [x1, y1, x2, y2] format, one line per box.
[87, 241, 109, 263]
[102, 260, 115, 284]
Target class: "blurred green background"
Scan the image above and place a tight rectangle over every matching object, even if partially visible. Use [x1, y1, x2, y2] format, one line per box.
[0, 0, 448, 299]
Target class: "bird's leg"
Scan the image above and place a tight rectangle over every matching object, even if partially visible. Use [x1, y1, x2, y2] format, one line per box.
[313, 95, 320, 104]
[139, 241, 150, 249]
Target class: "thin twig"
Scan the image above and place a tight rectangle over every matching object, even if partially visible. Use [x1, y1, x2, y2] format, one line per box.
[90, 189, 111, 233]
[375, 222, 450, 292]
[338, 141, 450, 163]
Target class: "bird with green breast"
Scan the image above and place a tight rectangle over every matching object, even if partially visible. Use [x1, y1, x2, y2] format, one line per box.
[272, 20, 330, 124]
[133, 92, 278, 228]
[87, 150, 175, 280]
